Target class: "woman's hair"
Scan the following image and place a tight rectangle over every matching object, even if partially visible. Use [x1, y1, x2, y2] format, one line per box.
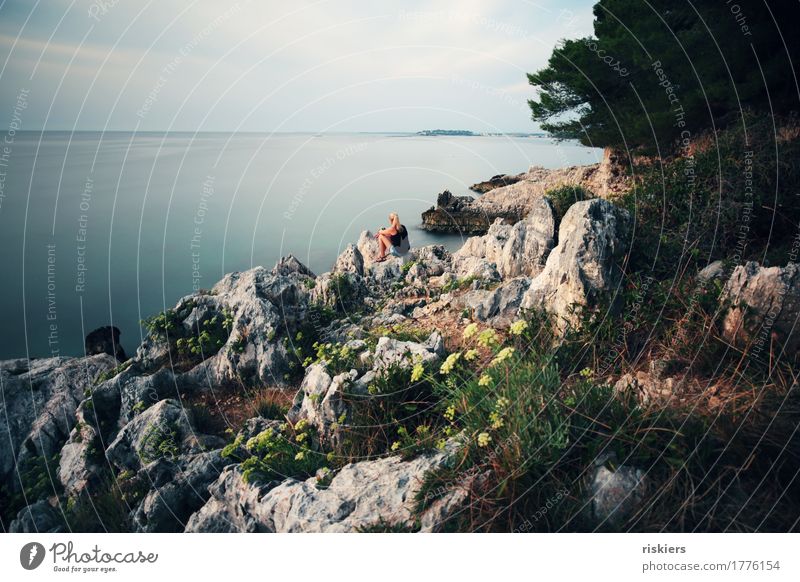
[389, 212, 399, 227]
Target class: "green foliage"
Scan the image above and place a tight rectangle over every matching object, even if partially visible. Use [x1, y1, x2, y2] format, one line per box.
[545, 184, 591, 222]
[0, 454, 62, 526]
[176, 310, 234, 358]
[309, 341, 360, 376]
[94, 359, 133, 385]
[366, 322, 430, 345]
[442, 275, 479, 293]
[400, 260, 416, 275]
[139, 422, 181, 464]
[528, 1, 800, 152]
[228, 421, 327, 484]
[622, 116, 800, 277]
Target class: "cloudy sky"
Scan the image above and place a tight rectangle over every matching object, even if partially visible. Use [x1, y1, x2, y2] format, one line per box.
[0, 0, 595, 132]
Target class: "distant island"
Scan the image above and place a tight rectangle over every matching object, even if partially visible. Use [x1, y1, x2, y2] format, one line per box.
[416, 129, 547, 137]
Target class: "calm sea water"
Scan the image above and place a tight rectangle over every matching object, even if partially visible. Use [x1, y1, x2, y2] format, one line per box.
[0, 131, 600, 359]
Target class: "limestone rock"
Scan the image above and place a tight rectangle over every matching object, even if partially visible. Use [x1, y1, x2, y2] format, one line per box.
[186, 443, 462, 533]
[134, 257, 318, 388]
[453, 197, 555, 280]
[332, 243, 365, 276]
[457, 277, 531, 326]
[9, 498, 65, 533]
[721, 262, 800, 358]
[133, 449, 229, 532]
[105, 399, 203, 472]
[521, 199, 631, 332]
[0, 354, 116, 484]
[589, 454, 645, 528]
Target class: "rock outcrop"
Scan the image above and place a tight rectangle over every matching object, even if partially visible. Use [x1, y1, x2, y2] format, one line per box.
[134, 256, 316, 388]
[520, 199, 631, 332]
[470, 172, 525, 193]
[421, 152, 630, 235]
[721, 261, 800, 359]
[85, 326, 127, 361]
[452, 196, 556, 280]
[421, 190, 518, 234]
[0, 354, 116, 484]
[186, 442, 462, 533]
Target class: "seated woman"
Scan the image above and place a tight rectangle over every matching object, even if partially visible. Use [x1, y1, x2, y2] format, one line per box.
[374, 212, 403, 262]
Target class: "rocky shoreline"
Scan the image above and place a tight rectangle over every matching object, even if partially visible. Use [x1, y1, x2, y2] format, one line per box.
[420, 148, 629, 235]
[2, 154, 798, 533]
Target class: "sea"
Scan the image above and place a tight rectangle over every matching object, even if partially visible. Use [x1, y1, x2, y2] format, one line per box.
[0, 131, 600, 358]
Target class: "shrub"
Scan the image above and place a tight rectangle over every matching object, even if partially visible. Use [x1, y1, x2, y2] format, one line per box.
[139, 422, 181, 463]
[250, 389, 291, 420]
[545, 184, 591, 222]
[227, 421, 327, 484]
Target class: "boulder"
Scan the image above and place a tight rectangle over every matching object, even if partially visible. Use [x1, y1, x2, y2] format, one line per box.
[588, 454, 646, 528]
[85, 326, 127, 361]
[134, 257, 318, 388]
[105, 399, 204, 472]
[408, 245, 452, 276]
[721, 262, 800, 359]
[0, 354, 116, 484]
[452, 197, 555, 280]
[133, 449, 229, 532]
[287, 364, 358, 446]
[372, 332, 444, 370]
[697, 260, 726, 283]
[9, 498, 65, 533]
[58, 421, 103, 498]
[520, 199, 630, 332]
[310, 271, 368, 312]
[457, 277, 531, 326]
[332, 243, 364, 277]
[185, 442, 462, 533]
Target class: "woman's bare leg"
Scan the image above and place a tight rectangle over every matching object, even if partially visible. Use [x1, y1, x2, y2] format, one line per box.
[377, 233, 391, 258]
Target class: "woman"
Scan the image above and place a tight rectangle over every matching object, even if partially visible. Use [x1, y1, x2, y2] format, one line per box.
[374, 212, 402, 262]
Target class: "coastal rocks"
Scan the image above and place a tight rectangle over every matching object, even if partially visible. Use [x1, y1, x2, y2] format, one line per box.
[332, 243, 364, 276]
[287, 333, 443, 444]
[0, 354, 116, 483]
[422, 159, 631, 235]
[470, 172, 525, 193]
[408, 245, 452, 277]
[452, 197, 556, 280]
[9, 498, 65, 533]
[588, 454, 646, 528]
[310, 271, 369, 312]
[58, 422, 103, 497]
[85, 326, 127, 361]
[105, 399, 206, 472]
[133, 449, 228, 532]
[183, 466, 280, 532]
[134, 257, 318, 388]
[520, 199, 631, 332]
[721, 262, 800, 358]
[287, 364, 358, 447]
[186, 444, 461, 533]
[456, 277, 531, 327]
[421, 190, 518, 235]
[372, 332, 445, 370]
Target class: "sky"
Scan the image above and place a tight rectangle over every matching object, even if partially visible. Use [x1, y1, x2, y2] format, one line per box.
[0, 0, 596, 133]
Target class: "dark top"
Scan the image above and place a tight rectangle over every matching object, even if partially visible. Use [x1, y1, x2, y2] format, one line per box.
[390, 225, 407, 247]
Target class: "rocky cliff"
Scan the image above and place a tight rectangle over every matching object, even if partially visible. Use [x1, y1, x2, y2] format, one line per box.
[2, 160, 797, 533]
